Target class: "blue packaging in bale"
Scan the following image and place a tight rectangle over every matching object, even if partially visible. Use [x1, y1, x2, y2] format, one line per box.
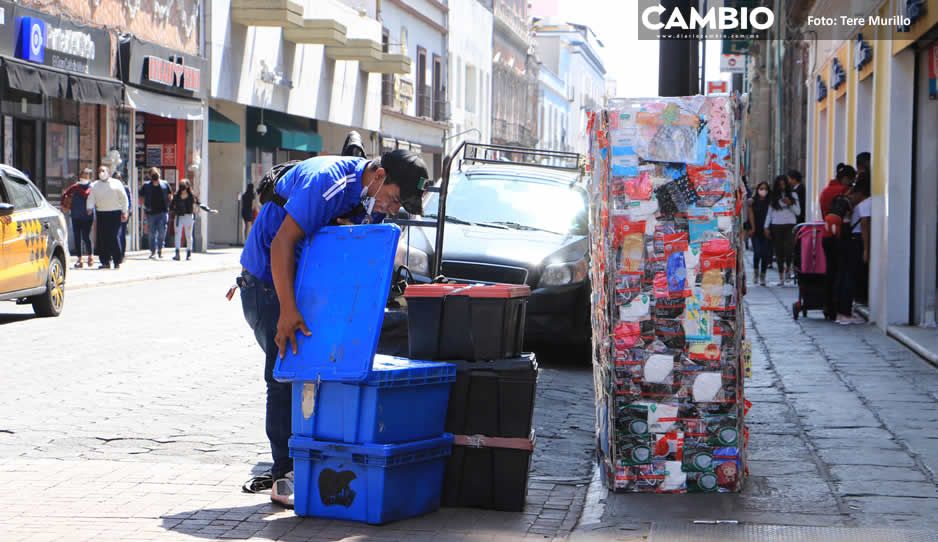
[273, 224, 401, 383]
[292, 355, 456, 443]
[290, 434, 453, 524]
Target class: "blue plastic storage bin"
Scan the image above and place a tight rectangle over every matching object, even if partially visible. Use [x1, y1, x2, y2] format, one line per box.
[274, 224, 400, 383]
[290, 434, 453, 524]
[292, 355, 456, 443]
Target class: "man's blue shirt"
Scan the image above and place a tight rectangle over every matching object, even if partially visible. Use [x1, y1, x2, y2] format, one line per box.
[240, 156, 368, 284]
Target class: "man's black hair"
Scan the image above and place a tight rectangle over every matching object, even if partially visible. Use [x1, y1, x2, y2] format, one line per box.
[787, 170, 803, 183]
[856, 152, 871, 171]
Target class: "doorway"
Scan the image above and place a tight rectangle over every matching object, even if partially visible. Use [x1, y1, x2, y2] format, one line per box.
[12, 118, 39, 182]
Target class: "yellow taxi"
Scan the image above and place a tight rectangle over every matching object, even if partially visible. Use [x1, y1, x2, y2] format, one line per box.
[0, 166, 69, 317]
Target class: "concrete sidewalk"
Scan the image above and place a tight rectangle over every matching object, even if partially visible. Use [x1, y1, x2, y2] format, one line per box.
[67, 248, 243, 291]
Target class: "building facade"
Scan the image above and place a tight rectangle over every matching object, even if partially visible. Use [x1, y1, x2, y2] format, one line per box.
[801, 0, 937, 330]
[492, 0, 538, 150]
[533, 19, 606, 158]
[378, 0, 449, 181]
[206, 0, 403, 245]
[0, 0, 208, 252]
[446, 0, 493, 155]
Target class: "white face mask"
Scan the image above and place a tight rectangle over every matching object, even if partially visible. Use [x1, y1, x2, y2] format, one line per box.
[362, 178, 386, 217]
[98, 171, 109, 181]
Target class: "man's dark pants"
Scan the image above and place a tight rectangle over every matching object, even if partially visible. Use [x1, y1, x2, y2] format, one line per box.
[96, 211, 123, 266]
[239, 271, 293, 479]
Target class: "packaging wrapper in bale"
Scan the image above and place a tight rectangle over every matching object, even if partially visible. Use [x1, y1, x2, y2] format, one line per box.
[587, 96, 748, 493]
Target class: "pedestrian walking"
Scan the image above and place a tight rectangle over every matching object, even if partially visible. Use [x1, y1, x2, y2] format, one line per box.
[114, 171, 132, 261]
[140, 167, 172, 259]
[764, 174, 801, 287]
[240, 184, 258, 242]
[236, 150, 428, 508]
[172, 179, 199, 261]
[833, 175, 871, 325]
[820, 164, 856, 318]
[747, 181, 772, 286]
[61, 169, 96, 268]
[787, 170, 807, 225]
[86, 166, 129, 269]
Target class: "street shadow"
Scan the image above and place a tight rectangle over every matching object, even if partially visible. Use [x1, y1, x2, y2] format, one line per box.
[528, 342, 592, 370]
[0, 312, 34, 325]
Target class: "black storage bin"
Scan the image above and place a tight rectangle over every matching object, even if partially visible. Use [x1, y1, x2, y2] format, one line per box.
[405, 284, 530, 361]
[443, 436, 534, 512]
[440, 354, 538, 511]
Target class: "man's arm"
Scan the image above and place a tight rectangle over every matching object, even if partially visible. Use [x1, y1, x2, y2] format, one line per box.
[271, 213, 312, 359]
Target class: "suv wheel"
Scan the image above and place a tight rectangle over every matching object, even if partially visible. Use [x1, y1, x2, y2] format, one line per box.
[31, 255, 65, 317]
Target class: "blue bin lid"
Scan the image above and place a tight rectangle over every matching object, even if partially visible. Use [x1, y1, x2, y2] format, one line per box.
[367, 355, 456, 387]
[273, 224, 401, 383]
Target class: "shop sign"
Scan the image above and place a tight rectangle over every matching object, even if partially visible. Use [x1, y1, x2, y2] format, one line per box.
[146, 144, 163, 167]
[11, 7, 108, 76]
[816, 75, 827, 102]
[146, 55, 201, 92]
[929, 44, 937, 101]
[162, 144, 176, 167]
[707, 81, 728, 94]
[831, 58, 846, 90]
[854, 33, 873, 71]
[17, 16, 45, 63]
[720, 54, 745, 74]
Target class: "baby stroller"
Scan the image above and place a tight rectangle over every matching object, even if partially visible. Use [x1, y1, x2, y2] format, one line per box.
[792, 223, 828, 320]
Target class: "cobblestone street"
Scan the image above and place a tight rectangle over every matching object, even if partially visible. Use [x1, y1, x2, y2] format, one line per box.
[0, 269, 596, 541]
[575, 281, 938, 541]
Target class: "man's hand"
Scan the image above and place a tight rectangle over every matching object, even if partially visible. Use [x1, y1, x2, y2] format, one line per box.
[276, 306, 312, 359]
[764, 229, 772, 240]
[121, 213, 128, 222]
[863, 248, 869, 263]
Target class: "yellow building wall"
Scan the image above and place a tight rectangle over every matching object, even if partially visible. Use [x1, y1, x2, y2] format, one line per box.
[845, 40, 857, 164]
[872, 0, 892, 197]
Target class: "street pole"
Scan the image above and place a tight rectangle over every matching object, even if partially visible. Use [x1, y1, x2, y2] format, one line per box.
[658, 0, 700, 97]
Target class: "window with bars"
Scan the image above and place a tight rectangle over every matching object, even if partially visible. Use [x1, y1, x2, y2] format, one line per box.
[381, 29, 392, 107]
[432, 54, 444, 121]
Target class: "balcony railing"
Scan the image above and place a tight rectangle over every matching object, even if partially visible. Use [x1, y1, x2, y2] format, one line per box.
[493, 0, 531, 47]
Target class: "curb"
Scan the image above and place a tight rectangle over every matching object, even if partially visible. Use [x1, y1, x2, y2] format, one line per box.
[69, 264, 242, 291]
[886, 325, 938, 368]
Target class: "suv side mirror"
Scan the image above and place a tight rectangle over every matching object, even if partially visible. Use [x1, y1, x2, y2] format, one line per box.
[0, 202, 14, 218]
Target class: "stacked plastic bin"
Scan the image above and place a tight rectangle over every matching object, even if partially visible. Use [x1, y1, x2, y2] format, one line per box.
[586, 96, 748, 494]
[405, 284, 538, 512]
[274, 224, 457, 524]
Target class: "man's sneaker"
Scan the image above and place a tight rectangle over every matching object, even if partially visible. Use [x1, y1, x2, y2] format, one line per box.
[148, 252, 156, 260]
[271, 472, 294, 509]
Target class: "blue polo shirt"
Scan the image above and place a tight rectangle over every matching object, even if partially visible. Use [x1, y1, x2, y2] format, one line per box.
[241, 156, 368, 284]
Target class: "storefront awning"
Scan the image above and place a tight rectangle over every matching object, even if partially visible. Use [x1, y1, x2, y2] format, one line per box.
[1, 57, 123, 107]
[69, 73, 123, 107]
[277, 127, 322, 152]
[209, 108, 240, 143]
[125, 86, 204, 120]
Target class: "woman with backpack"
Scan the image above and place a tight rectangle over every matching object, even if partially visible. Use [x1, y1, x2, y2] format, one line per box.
[764, 175, 801, 287]
[820, 164, 857, 319]
[61, 169, 95, 268]
[747, 181, 772, 286]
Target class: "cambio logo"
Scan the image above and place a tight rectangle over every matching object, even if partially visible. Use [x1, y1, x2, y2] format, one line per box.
[642, 4, 775, 31]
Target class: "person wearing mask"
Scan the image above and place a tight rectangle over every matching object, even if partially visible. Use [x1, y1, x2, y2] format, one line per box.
[139, 167, 172, 259]
[236, 150, 427, 508]
[61, 169, 96, 268]
[240, 183, 259, 242]
[833, 175, 871, 325]
[764, 174, 801, 287]
[172, 179, 199, 261]
[819, 164, 856, 318]
[787, 170, 807, 225]
[341, 130, 367, 158]
[86, 166, 129, 269]
[747, 181, 772, 286]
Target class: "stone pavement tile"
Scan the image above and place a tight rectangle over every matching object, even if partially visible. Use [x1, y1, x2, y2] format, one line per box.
[828, 464, 931, 482]
[843, 496, 938, 517]
[814, 445, 917, 467]
[834, 480, 938, 498]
